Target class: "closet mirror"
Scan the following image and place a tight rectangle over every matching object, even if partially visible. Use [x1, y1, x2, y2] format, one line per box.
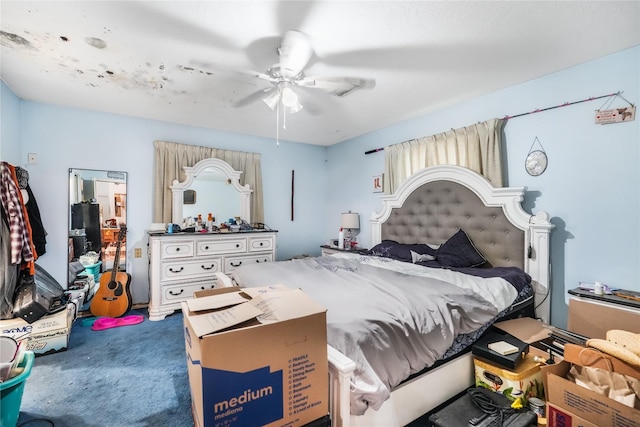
[171, 158, 251, 225]
[68, 168, 127, 283]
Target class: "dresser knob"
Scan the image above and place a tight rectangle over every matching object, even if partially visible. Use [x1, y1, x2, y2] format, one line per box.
[235, 244, 240, 248]
[169, 267, 184, 273]
[204, 245, 209, 250]
[231, 261, 242, 267]
[201, 264, 216, 271]
[169, 289, 184, 296]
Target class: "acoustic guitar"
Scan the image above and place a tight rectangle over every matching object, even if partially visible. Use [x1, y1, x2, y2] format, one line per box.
[90, 226, 132, 318]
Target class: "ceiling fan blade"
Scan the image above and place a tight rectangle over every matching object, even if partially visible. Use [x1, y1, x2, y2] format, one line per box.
[278, 30, 313, 79]
[233, 87, 277, 108]
[276, 1, 316, 34]
[118, 2, 240, 52]
[189, 60, 277, 84]
[297, 76, 376, 97]
[294, 88, 323, 116]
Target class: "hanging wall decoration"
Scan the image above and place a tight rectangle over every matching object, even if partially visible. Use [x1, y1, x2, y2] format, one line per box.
[595, 92, 636, 125]
[525, 137, 548, 177]
[373, 174, 384, 193]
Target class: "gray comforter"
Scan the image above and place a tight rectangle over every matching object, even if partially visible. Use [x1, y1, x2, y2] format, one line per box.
[231, 253, 519, 415]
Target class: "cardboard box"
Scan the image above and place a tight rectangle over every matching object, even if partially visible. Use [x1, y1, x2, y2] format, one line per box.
[474, 354, 544, 403]
[568, 297, 640, 339]
[0, 303, 75, 355]
[494, 317, 552, 344]
[543, 360, 640, 426]
[563, 343, 640, 380]
[547, 402, 598, 427]
[182, 285, 328, 427]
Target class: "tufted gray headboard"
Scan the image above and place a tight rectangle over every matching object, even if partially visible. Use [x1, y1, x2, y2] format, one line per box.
[381, 180, 524, 269]
[371, 165, 554, 322]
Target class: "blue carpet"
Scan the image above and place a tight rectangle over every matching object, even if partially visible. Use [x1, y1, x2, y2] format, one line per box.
[16, 309, 193, 427]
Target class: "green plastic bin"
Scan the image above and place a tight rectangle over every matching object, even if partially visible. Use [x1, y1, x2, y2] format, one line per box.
[0, 351, 35, 427]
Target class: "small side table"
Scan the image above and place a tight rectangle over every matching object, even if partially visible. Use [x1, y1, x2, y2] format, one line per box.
[320, 245, 368, 256]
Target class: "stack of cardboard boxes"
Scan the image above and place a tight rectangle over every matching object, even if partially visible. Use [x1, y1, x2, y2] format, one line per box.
[493, 316, 640, 427]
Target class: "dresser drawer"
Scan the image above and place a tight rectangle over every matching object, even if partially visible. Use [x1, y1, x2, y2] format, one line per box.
[161, 257, 221, 282]
[224, 253, 273, 273]
[248, 236, 274, 252]
[162, 281, 217, 303]
[160, 240, 195, 259]
[196, 237, 247, 256]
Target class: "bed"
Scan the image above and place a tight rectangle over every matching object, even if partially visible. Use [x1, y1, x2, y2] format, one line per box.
[222, 165, 553, 427]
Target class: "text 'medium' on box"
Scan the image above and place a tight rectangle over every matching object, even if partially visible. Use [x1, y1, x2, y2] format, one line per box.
[182, 285, 328, 427]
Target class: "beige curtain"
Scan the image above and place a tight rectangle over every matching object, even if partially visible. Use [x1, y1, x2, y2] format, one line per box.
[384, 118, 505, 193]
[153, 141, 264, 223]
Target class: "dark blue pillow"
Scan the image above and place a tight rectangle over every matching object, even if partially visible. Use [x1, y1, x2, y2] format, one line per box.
[365, 240, 437, 263]
[436, 229, 487, 268]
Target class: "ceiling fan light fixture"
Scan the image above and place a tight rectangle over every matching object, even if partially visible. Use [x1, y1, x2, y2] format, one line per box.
[263, 90, 280, 110]
[281, 87, 299, 108]
[287, 100, 303, 114]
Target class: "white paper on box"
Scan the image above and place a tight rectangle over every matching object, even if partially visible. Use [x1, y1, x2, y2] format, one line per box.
[249, 289, 327, 324]
[185, 291, 247, 312]
[189, 302, 263, 337]
[240, 284, 290, 299]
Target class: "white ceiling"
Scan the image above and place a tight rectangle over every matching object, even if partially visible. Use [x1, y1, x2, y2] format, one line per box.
[1, 1, 639, 146]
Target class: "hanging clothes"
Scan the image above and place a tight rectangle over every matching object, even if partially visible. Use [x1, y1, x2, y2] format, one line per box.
[0, 162, 36, 270]
[15, 167, 47, 256]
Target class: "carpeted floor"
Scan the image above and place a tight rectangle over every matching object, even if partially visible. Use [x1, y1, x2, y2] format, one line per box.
[16, 309, 193, 427]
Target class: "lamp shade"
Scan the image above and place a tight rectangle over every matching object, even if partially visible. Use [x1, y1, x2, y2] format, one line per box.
[341, 212, 360, 230]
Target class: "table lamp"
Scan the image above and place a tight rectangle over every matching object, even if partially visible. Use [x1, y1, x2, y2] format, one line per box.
[341, 212, 360, 250]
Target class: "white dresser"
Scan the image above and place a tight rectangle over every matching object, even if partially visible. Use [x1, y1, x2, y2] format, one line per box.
[148, 230, 277, 320]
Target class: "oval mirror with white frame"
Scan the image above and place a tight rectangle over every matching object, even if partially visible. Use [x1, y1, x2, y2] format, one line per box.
[171, 158, 252, 226]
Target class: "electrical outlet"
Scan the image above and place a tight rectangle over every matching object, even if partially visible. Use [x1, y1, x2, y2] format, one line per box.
[134, 248, 142, 258]
[28, 153, 38, 164]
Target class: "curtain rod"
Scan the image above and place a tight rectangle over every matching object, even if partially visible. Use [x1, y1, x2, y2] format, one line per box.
[364, 91, 623, 155]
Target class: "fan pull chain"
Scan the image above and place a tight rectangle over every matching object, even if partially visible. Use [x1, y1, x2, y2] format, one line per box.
[276, 102, 280, 146]
[283, 100, 288, 130]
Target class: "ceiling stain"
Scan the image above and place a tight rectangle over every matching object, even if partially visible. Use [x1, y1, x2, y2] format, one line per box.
[0, 31, 37, 50]
[85, 37, 106, 49]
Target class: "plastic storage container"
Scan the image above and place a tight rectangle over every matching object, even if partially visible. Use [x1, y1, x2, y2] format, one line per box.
[82, 261, 102, 283]
[1, 351, 35, 427]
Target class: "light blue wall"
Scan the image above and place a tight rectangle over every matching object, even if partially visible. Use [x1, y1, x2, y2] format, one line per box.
[326, 46, 640, 328]
[2, 46, 638, 327]
[0, 81, 22, 163]
[7, 100, 328, 304]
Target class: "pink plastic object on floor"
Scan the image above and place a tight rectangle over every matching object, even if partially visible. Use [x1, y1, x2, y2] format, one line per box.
[91, 315, 144, 331]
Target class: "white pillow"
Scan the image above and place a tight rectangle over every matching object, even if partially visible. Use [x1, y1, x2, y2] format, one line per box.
[411, 250, 436, 263]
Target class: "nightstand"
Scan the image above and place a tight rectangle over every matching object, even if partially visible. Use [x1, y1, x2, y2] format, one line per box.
[320, 245, 367, 256]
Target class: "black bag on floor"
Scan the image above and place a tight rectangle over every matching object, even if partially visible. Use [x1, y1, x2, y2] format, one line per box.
[13, 264, 68, 323]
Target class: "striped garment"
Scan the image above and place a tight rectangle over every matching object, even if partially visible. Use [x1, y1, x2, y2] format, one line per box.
[0, 162, 34, 265]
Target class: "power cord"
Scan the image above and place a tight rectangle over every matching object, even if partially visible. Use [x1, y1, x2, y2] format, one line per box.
[467, 388, 516, 427]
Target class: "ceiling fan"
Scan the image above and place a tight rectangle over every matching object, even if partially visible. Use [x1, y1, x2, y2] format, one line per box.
[194, 30, 376, 114]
